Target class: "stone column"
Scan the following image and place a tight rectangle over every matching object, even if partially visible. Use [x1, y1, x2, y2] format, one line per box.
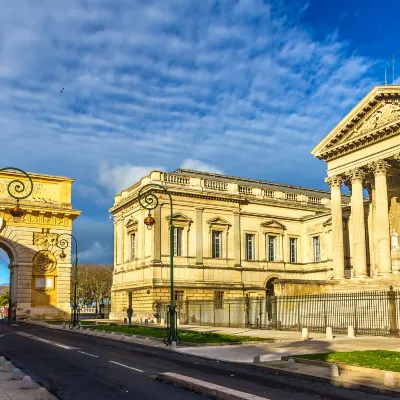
[366, 182, 376, 276]
[195, 208, 203, 265]
[369, 160, 392, 275]
[346, 168, 368, 278]
[234, 212, 241, 266]
[326, 175, 345, 279]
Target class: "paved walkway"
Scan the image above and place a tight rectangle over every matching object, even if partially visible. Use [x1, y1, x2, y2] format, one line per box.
[175, 335, 400, 362]
[0, 363, 57, 400]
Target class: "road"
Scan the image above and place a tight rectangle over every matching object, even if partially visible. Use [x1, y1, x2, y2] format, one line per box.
[0, 322, 377, 400]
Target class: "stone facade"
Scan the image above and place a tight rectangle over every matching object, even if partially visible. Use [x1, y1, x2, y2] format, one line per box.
[0, 170, 81, 320]
[110, 84, 400, 321]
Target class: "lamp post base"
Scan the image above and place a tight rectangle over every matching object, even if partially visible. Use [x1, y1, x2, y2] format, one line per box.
[164, 305, 180, 345]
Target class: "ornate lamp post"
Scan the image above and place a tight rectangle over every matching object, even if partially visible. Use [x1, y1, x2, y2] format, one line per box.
[138, 184, 179, 345]
[56, 233, 80, 329]
[0, 167, 33, 223]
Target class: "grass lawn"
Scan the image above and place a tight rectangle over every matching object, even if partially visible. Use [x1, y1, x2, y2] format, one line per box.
[296, 350, 400, 372]
[90, 324, 273, 344]
[44, 320, 107, 325]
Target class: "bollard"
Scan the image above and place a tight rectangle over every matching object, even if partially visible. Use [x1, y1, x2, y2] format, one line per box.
[253, 355, 261, 364]
[145, 337, 150, 340]
[110, 332, 116, 337]
[4, 361, 13, 372]
[326, 327, 333, 340]
[330, 364, 340, 378]
[12, 368, 23, 380]
[22, 376, 32, 389]
[131, 335, 137, 341]
[301, 327, 309, 340]
[287, 358, 296, 370]
[384, 371, 395, 387]
[36, 387, 49, 400]
[348, 325, 355, 338]
[171, 341, 177, 348]
[0, 356, 5, 365]
[62, 323, 66, 329]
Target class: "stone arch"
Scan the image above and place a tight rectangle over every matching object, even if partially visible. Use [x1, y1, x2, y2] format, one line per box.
[0, 237, 19, 320]
[265, 276, 281, 296]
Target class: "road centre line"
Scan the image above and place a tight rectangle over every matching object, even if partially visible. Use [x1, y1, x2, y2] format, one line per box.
[109, 361, 144, 373]
[77, 350, 98, 358]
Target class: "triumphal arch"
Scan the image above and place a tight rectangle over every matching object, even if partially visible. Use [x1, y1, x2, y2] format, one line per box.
[0, 169, 80, 320]
[313, 85, 400, 281]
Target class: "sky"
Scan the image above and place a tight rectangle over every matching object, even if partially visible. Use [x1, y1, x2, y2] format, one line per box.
[0, 0, 398, 282]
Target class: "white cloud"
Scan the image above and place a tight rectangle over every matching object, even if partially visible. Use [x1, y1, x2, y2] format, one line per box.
[179, 159, 224, 174]
[98, 163, 165, 194]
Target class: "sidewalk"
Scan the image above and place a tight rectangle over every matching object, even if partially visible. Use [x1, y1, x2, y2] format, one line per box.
[0, 363, 57, 400]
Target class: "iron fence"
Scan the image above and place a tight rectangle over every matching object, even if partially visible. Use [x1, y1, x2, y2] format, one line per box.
[155, 289, 399, 337]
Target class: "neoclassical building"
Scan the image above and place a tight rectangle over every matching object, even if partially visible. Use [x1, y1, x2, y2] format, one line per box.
[110, 85, 400, 319]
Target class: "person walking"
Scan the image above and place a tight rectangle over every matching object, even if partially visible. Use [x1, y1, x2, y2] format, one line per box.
[127, 305, 133, 326]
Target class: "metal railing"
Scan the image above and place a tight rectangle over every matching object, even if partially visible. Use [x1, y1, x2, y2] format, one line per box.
[154, 289, 398, 337]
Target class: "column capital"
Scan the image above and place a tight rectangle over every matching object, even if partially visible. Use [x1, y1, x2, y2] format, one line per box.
[369, 159, 390, 176]
[346, 168, 366, 182]
[325, 175, 343, 188]
[393, 153, 400, 162]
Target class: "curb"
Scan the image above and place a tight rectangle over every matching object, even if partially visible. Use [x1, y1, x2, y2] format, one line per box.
[157, 372, 267, 400]
[281, 356, 400, 380]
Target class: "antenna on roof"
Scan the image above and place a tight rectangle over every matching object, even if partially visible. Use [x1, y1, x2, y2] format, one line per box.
[392, 54, 395, 84]
[385, 69, 387, 85]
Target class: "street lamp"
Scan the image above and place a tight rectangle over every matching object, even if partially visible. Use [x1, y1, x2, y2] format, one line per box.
[0, 167, 33, 223]
[138, 184, 180, 346]
[56, 233, 80, 329]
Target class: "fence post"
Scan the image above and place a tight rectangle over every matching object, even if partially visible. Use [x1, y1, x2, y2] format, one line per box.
[258, 297, 262, 329]
[271, 295, 277, 329]
[388, 286, 399, 338]
[228, 304, 231, 327]
[184, 299, 189, 325]
[245, 295, 250, 327]
[199, 304, 202, 326]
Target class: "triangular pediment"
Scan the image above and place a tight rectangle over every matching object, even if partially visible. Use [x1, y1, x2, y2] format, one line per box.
[207, 217, 231, 226]
[125, 218, 138, 227]
[167, 212, 193, 223]
[312, 86, 400, 161]
[261, 220, 286, 230]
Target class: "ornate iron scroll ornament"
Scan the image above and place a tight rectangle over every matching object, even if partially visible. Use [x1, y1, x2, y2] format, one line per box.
[0, 167, 33, 201]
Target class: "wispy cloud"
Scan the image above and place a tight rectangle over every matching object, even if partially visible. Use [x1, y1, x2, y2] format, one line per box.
[0, 0, 381, 263]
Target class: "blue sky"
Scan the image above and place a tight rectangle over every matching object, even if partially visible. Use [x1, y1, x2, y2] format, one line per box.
[0, 0, 397, 282]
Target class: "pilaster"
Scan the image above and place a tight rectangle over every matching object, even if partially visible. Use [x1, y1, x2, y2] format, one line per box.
[234, 212, 241, 266]
[195, 208, 203, 265]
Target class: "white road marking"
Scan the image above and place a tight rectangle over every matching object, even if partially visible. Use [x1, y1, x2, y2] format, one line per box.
[109, 361, 144, 373]
[77, 351, 98, 358]
[17, 332, 78, 350]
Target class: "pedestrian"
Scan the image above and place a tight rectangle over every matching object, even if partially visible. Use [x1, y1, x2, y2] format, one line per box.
[127, 305, 133, 326]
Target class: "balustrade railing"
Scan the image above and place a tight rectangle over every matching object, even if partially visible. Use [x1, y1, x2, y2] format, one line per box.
[239, 186, 253, 195]
[164, 174, 190, 185]
[203, 180, 228, 191]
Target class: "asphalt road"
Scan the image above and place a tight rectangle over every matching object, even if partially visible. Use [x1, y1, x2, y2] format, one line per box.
[0, 322, 378, 400]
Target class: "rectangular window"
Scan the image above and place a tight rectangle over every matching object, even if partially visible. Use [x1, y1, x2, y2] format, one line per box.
[245, 234, 255, 261]
[212, 231, 222, 258]
[174, 291, 184, 304]
[130, 234, 135, 260]
[174, 227, 183, 256]
[268, 235, 277, 261]
[289, 238, 297, 263]
[313, 236, 321, 262]
[214, 291, 224, 309]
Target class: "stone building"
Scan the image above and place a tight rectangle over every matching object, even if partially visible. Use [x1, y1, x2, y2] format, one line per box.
[110, 85, 400, 320]
[0, 170, 81, 320]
